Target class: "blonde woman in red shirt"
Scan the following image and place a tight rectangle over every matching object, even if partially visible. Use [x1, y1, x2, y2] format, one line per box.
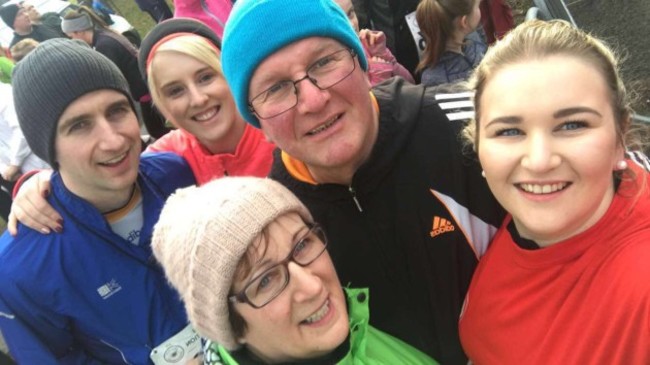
[459, 20, 650, 365]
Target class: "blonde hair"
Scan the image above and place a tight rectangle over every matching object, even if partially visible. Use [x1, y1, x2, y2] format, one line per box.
[416, 0, 478, 73]
[463, 20, 648, 187]
[464, 20, 634, 150]
[147, 34, 222, 111]
[10, 38, 39, 62]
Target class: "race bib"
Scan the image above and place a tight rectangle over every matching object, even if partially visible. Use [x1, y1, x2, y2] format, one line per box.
[405, 11, 426, 58]
[150, 325, 202, 365]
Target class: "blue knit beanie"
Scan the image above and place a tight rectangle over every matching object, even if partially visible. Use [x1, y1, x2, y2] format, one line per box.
[222, 0, 367, 128]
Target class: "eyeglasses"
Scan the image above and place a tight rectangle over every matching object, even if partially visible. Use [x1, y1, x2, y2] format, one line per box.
[248, 48, 357, 120]
[229, 224, 328, 309]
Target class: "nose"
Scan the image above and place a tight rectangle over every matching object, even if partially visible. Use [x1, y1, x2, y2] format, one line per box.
[97, 119, 127, 150]
[188, 84, 208, 107]
[521, 133, 561, 172]
[294, 77, 330, 114]
[287, 261, 323, 303]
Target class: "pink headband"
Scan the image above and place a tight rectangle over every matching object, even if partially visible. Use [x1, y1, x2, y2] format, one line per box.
[145, 32, 221, 73]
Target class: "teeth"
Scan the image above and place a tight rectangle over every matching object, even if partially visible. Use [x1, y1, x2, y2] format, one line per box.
[194, 107, 218, 121]
[519, 183, 568, 194]
[304, 300, 329, 324]
[308, 115, 339, 135]
[102, 152, 127, 165]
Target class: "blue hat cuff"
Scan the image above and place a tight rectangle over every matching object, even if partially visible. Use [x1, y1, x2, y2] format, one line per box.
[222, 0, 367, 128]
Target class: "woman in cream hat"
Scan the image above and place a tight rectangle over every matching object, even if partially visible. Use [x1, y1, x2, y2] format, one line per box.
[152, 177, 439, 364]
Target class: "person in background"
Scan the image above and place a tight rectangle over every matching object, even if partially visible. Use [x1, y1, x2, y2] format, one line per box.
[416, 0, 486, 87]
[0, 38, 196, 363]
[459, 20, 650, 364]
[62, 9, 170, 139]
[173, 0, 233, 38]
[134, 0, 173, 23]
[334, 0, 415, 85]
[139, 18, 275, 184]
[9, 38, 37, 62]
[221, 0, 504, 363]
[0, 81, 48, 222]
[0, 46, 13, 83]
[479, 0, 514, 44]
[152, 176, 439, 365]
[0, 4, 65, 47]
[20, 1, 66, 36]
[351, 0, 421, 78]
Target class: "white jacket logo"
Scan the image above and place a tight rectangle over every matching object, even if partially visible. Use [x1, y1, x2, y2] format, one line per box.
[97, 279, 122, 299]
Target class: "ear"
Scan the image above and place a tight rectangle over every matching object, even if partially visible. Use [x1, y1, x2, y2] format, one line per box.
[362, 68, 371, 90]
[458, 15, 470, 32]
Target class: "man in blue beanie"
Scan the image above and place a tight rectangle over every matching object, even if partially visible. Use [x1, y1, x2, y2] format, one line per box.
[221, 0, 505, 364]
[0, 38, 198, 364]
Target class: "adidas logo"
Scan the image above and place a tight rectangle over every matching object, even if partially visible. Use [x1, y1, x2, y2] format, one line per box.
[430, 216, 455, 237]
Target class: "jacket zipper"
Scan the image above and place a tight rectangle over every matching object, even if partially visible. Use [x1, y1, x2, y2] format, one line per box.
[348, 186, 363, 212]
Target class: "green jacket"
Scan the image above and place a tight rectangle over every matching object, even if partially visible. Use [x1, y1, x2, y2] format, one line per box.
[204, 288, 439, 365]
[0, 57, 14, 84]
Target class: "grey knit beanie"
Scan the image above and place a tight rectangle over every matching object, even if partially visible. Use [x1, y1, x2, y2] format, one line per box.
[12, 38, 133, 168]
[152, 177, 312, 350]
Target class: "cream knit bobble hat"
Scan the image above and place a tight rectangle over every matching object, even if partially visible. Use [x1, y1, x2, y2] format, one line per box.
[152, 177, 312, 350]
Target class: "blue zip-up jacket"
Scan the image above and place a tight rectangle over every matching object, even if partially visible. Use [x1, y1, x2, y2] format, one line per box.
[0, 152, 195, 364]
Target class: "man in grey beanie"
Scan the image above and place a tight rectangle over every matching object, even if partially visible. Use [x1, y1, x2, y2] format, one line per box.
[0, 38, 197, 364]
[220, 0, 505, 363]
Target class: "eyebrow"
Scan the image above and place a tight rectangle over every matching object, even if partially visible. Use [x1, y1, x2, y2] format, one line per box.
[484, 116, 521, 128]
[58, 98, 130, 132]
[252, 41, 341, 90]
[484, 106, 603, 128]
[250, 226, 309, 273]
[552, 107, 602, 118]
[159, 66, 215, 90]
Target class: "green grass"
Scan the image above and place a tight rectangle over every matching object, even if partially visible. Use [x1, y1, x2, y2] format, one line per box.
[103, 0, 175, 39]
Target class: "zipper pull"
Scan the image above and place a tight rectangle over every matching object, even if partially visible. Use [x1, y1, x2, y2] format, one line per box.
[349, 186, 363, 212]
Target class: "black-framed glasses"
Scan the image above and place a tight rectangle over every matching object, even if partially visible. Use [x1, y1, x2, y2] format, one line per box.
[248, 48, 357, 120]
[229, 224, 328, 309]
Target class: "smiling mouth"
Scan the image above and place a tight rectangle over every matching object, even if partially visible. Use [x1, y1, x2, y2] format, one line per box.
[99, 151, 128, 166]
[302, 300, 330, 324]
[307, 115, 341, 136]
[193, 106, 219, 122]
[517, 182, 570, 194]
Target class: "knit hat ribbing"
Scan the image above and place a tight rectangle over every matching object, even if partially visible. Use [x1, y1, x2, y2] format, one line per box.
[138, 17, 222, 82]
[221, 0, 367, 128]
[12, 38, 132, 167]
[0, 4, 19, 29]
[61, 13, 93, 33]
[151, 177, 312, 350]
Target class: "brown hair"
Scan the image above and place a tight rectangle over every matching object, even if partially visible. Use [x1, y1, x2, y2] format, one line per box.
[416, 0, 478, 73]
[10, 38, 39, 62]
[228, 219, 317, 340]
